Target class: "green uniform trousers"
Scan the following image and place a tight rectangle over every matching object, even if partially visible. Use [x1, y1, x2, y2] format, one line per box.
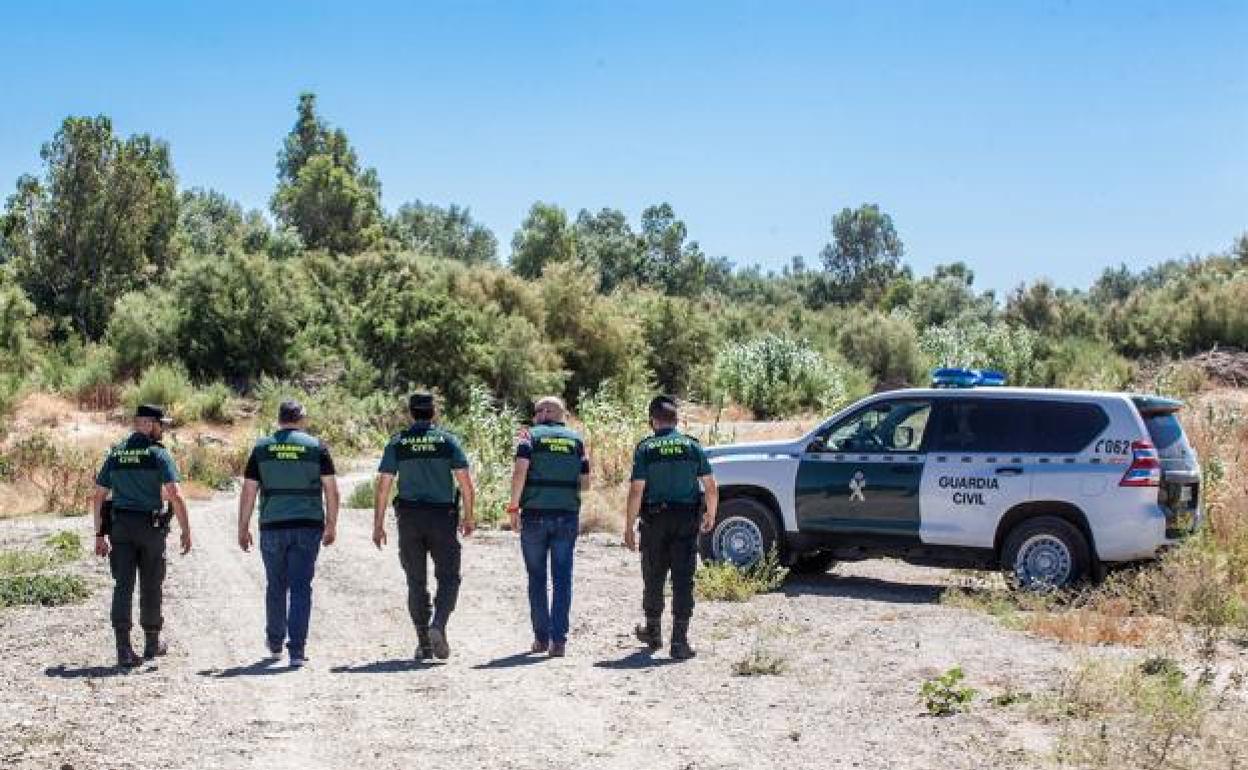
[108, 513, 168, 633]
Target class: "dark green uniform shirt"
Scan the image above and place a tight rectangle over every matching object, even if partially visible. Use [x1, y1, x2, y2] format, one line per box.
[516, 422, 589, 515]
[378, 422, 470, 505]
[244, 429, 335, 529]
[630, 428, 712, 507]
[96, 433, 180, 512]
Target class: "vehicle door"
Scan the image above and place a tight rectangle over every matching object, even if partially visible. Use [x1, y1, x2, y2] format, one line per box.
[795, 398, 932, 540]
[919, 398, 1035, 548]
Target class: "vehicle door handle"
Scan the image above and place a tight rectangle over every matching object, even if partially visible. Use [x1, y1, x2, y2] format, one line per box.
[995, 466, 1024, 476]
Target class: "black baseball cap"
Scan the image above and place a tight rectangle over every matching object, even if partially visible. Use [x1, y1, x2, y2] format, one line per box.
[135, 404, 173, 424]
[278, 399, 306, 423]
[409, 392, 435, 414]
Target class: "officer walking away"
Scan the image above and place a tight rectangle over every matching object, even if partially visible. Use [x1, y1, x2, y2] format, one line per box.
[91, 404, 192, 668]
[623, 395, 718, 660]
[237, 400, 340, 668]
[506, 396, 590, 658]
[372, 393, 476, 661]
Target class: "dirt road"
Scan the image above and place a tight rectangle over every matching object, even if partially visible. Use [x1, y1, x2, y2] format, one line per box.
[3, 477, 1091, 769]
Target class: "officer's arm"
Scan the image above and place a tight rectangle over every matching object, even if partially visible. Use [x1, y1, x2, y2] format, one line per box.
[454, 468, 475, 523]
[508, 459, 529, 510]
[700, 474, 719, 521]
[625, 480, 646, 531]
[321, 474, 340, 531]
[163, 482, 189, 530]
[91, 485, 109, 535]
[239, 479, 259, 533]
[373, 474, 395, 534]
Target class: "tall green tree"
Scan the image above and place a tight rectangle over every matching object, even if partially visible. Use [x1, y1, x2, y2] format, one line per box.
[574, 207, 644, 292]
[0, 115, 179, 338]
[392, 201, 497, 264]
[176, 188, 273, 256]
[819, 203, 905, 304]
[639, 203, 713, 297]
[271, 93, 384, 254]
[510, 202, 576, 279]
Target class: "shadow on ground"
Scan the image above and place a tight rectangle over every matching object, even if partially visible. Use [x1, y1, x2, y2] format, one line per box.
[782, 573, 955, 605]
[197, 658, 294, 678]
[331, 659, 435, 674]
[45, 664, 136, 679]
[472, 652, 550, 670]
[593, 650, 683, 670]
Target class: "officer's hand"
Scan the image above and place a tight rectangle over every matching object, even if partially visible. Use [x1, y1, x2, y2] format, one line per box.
[623, 526, 637, 552]
[700, 514, 716, 534]
[238, 530, 253, 552]
[507, 507, 520, 533]
[372, 526, 386, 550]
[322, 526, 337, 547]
[94, 536, 111, 558]
[180, 530, 192, 555]
[460, 518, 475, 538]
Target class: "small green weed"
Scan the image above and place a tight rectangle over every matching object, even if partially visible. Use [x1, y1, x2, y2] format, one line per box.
[44, 531, 81, 561]
[695, 546, 789, 602]
[0, 574, 90, 607]
[733, 639, 788, 676]
[921, 666, 977, 716]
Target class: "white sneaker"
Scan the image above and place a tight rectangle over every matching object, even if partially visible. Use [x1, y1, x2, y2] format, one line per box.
[289, 655, 307, 669]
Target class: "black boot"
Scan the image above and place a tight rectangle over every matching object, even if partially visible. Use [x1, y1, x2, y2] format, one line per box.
[142, 630, 168, 659]
[115, 630, 141, 668]
[634, 617, 663, 651]
[415, 627, 434, 660]
[670, 620, 696, 660]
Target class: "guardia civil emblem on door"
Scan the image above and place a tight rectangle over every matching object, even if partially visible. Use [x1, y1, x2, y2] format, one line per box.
[848, 470, 867, 501]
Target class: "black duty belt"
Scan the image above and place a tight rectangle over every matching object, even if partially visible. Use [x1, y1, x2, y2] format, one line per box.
[112, 507, 161, 516]
[395, 499, 457, 515]
[263, 488, 323, 497]
[524, 478, 580, 489]
[642, 501, 700, 516]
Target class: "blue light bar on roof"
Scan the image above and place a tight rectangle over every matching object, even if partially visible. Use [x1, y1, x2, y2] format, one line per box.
[931, 368, 1007, 388]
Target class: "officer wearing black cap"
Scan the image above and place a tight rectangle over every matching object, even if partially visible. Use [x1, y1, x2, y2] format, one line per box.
[237, 399, 340, 668]
[373, 393, 476, 660]
[623, 395, 718, 659]
[91, 404, 192, 668]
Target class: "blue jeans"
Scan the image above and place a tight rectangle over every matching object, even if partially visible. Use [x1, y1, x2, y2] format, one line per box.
[260, 527, 322, 656]
[520, 513, 578, 644]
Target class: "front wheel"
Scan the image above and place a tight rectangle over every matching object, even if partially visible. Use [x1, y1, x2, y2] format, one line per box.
[698, 497, 779, 567]
[1001, 516, 1091, 591]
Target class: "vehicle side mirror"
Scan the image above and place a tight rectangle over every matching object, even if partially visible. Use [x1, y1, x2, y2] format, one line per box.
[894, 426, 915, 449]
[806, 437, 828, 453]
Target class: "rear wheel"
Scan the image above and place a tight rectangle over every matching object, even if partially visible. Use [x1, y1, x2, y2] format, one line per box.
[698, 497, 779, 567]
[789, 551, 837, 576]
[1001, 516, 1090, 591]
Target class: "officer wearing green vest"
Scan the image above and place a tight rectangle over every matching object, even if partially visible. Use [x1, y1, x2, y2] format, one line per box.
[507, 396, 589, 657]
[237, 400, 340, 668]
[91, 404, 192, 668]
[624, 395, 718, 660]
[373, 393, 476, 660]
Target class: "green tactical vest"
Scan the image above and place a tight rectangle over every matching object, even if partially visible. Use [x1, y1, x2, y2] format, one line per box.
[636, 429, 706, 506]
[99, 433, 176, 512]
[520, 422, 585, 514]
[254, 429, 325, 525]
[387, 423, 466, 506]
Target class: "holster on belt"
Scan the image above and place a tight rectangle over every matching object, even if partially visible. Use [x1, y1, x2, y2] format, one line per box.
[153, 502, 174, 530]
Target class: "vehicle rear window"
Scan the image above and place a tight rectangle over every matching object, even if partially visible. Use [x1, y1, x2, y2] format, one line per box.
[1143, 413, 1185, 454]
[928, 399, 1108, 453]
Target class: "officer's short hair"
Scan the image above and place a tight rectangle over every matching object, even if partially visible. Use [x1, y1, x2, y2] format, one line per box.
[648, 395, 679, 424]
[409, 392, 436, 420]
[534, 396, 565, 419]
[278, 399, 306, 424]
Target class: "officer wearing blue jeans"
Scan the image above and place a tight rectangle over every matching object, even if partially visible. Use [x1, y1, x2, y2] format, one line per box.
[237, 400, 340, 668]
[507, 396, 590, 657]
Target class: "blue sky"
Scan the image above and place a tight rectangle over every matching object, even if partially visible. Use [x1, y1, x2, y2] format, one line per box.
[1, 1, 1244, 293]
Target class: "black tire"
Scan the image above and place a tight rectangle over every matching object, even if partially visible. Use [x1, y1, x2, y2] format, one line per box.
[698, 496, 780, 567]
[1000, 515, 1091, 591]
[789, 551, 837, 576]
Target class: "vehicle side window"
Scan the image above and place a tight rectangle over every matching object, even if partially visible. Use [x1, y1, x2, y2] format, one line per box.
[823, 400, 931, 453]
[1030, 402, 1110, 452]
[929, 399, 1109, 453]
[928, 399, 1029, 453]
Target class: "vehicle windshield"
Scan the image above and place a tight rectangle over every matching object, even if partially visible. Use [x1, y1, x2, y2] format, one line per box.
[823, 400, 931, 453]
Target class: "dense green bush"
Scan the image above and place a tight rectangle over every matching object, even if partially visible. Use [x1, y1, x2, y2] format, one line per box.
[184, 382, 236, 424]
[836, 311, 925, 386]
[1037, 337, 1135, 391]
[639, 294, 719, 397]
[919, 319, 1039, 385]
[714, 335, 853, 418]
[106, 290, 178, 377]
[123, 362, 193, 416]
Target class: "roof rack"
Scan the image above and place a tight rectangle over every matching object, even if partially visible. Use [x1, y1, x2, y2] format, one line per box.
[931, 368, 1007, 388]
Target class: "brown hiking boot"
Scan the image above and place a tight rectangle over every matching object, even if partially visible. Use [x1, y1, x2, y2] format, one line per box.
[531, 639, 550, 654]
[549, 642, 566, 658]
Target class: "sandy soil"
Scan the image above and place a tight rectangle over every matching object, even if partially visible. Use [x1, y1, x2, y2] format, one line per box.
[0, 477, 1133, 770]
